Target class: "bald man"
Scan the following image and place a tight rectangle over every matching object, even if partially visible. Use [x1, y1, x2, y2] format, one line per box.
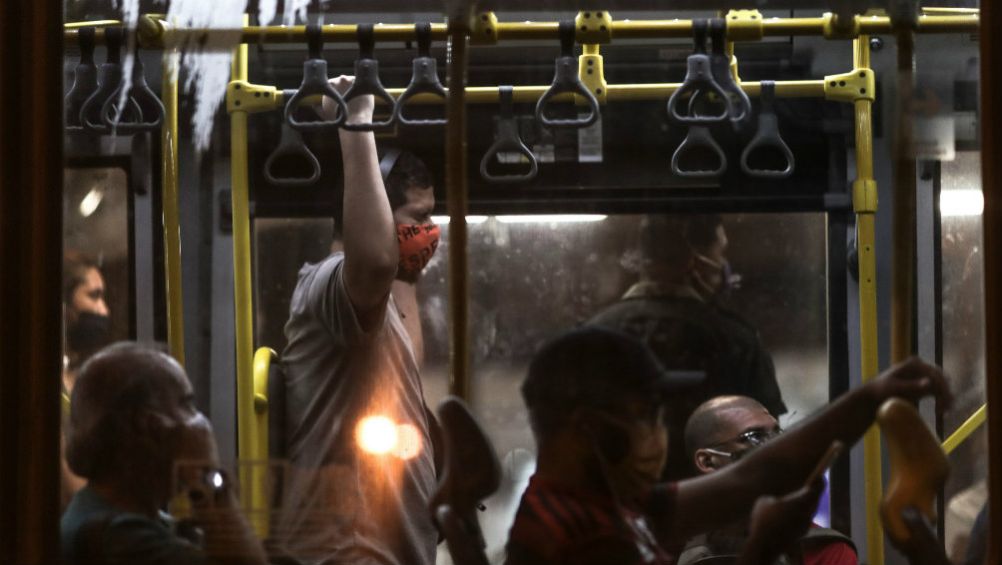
[679, 396, 858, 565]
[61, 342, 266, 565]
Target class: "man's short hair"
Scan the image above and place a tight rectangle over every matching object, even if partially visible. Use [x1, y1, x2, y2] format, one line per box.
[65, 342, 182, 482]
[683, 395, 765, 461]
[332, 149, 433, 240]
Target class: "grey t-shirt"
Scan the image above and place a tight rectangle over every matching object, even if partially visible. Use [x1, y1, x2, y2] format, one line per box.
[274, 253, 438, 565]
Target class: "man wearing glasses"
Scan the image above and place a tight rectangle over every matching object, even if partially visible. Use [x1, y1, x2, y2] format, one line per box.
[679, 396, 858, 565]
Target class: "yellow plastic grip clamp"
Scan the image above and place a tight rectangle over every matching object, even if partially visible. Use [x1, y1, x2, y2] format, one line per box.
[575, 10, 612, 44]
[725, 10, 764, 41]
[471, 12, 499, 45]
[877, 398, 950, 546]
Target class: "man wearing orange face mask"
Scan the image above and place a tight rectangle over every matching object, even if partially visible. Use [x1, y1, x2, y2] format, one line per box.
[274, 76, 441, 565]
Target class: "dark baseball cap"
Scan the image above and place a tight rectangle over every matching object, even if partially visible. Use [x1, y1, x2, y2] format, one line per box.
[522, 326, 704, 412]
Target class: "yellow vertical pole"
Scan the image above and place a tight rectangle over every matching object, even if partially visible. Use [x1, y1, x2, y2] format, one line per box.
[445, 7, 472, 400]
[162, 44, 185, 365]
[852, 35, 884, 565]
[230, 14, 263, 535]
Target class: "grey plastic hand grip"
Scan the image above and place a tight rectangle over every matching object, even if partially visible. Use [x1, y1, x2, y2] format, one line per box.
[341, 24, 397, 131]
[710, 18, 751, 125]
[101, 53, 165, 133]
[534, 20, 600, 129]
[284, 24, 347, 132]
[78, 27, 144, 134]
[481, 86, 538, 184]
[393, 23, 447, 127]
[264, 122, 322, 187]
[740, 81, 795, 179]
[672, 125, 727, 178]
[65, 28, 98, 132]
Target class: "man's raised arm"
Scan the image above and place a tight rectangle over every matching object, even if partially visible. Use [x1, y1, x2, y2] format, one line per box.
[322, 76, 398, 323]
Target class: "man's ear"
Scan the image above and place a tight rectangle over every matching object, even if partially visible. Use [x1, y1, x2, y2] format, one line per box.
[694, 448, 719, 474]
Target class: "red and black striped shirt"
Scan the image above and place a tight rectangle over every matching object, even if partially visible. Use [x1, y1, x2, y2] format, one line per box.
[505, 475, 679, 565]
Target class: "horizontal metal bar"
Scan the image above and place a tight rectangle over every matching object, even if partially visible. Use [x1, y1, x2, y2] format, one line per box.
[943, 404, 988, 454]
[65, 14, 979, 48]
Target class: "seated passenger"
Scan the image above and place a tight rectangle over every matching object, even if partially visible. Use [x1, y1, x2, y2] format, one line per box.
[679, 396, 857, 565]
[61, 342, 266, 565]
[589, 215, 785, 480]
[506, 327, 950, 565]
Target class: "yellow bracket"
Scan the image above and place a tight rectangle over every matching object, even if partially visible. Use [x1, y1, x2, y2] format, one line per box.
[227, 81, 283, 114]
[824, 68, 875, 103]
[823, 12, 861, 39]
[725, 10, 764, 41]
[579, 45, 608, 103]
[471, 12, 499, 45]
[853, 179, 879, 213]
[575, 10, 613, 44]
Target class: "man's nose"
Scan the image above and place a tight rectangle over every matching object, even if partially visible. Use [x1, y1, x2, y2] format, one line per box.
[95, 299, 109, 316]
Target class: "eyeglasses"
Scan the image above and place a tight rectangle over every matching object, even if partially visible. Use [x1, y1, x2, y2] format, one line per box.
[702, 427, 783, 461]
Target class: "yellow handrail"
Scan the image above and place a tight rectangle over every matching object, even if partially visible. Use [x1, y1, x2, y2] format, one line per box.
[943, 404, 988, 454]
[63, 20, 120, 29]
[229, 14, 263, 537]
[162, 38, 185, 365]
[64, 13, 980, 48]
[848, 35, 884, 565]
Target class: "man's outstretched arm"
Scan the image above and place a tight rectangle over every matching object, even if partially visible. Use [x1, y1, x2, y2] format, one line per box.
[670, 357, 952, 540]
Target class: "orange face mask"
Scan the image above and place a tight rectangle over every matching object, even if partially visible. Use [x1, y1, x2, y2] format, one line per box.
[397, 223, 440, 281]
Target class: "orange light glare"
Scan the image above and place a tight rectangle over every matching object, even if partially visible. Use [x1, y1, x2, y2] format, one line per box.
[356, 415, 398, 455]
[393, 423, 423, 460]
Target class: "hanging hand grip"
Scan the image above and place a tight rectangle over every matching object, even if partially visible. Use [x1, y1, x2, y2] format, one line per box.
[101, 50, 166, 133]
[535, 21, 600, 129]
[284, 23, 348, 131]
[393, 23, 447, 127]
[79, 27, 143, 134]
[709, 18, 751, 125]
[666, 19, 729, 125]
[341, 24, 397, 131]
[66, 28, 99, 132]
[671, 125, 727, 178]
[264, 117, 322, 187]
[480, 86, 538, 184]
[740, 81, 795, 179]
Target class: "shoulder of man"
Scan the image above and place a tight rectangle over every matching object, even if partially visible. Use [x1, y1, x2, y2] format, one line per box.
[82, 513, 206, 565]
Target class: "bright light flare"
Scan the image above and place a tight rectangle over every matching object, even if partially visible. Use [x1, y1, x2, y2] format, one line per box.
[393, 423, 423, 460]
[79, 188, 104, 217]
[496, 214, 607, 224]
[431, 215, 488, 225]
[356, 416, 398, 455]
[940, 189, 984, 217]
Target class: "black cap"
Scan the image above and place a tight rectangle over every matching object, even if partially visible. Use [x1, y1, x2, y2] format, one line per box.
[522, 327, 703, 413]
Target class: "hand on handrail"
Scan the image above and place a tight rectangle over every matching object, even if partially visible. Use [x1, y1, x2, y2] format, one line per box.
[341, 24, 397, 131]
[284, 23, 348, 132]
[101, 48, 166, 133]
[534, 20, 601, 129]
[264, 117, 322, 187]
[393, 22, 447, 127]
[65, 27, 99, 132]
[78, 26, 144, 134]
[667, 19, 729, 125]
[480, 86, 539, 184]
[740, 81, 795, 179]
